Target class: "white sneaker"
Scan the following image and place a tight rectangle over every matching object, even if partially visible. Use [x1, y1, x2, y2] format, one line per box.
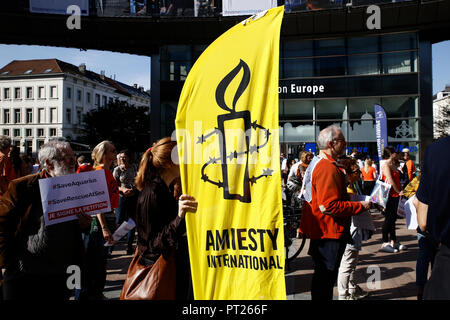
[394, 242, 407, 250]
[380, 244, 398, 253]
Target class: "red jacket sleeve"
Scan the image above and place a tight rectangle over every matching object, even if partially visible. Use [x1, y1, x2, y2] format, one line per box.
[313, 161, 364, 218]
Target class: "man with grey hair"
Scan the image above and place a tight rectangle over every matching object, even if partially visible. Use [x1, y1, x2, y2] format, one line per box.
[0, 135, 16, 197]
[299, 125, 370, 300]
[0, 140, 91, 300]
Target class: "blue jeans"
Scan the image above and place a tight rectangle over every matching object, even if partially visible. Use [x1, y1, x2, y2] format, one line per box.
[416, 231, 438, 287]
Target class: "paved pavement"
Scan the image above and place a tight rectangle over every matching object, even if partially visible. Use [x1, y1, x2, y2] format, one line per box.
[103, 211, 422, 300]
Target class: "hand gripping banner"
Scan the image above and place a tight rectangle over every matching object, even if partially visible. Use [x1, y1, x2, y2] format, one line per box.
[175, 6, 285, 300]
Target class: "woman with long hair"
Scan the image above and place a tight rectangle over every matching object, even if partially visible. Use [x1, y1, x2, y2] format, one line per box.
[380, 146, 405, 253]
[135, 137, 198, 299]
[83, 140, 119, 300]
[361, 158, 377, 196]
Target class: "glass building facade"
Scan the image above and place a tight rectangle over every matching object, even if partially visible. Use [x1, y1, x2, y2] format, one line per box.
[153, 31, 428, 166]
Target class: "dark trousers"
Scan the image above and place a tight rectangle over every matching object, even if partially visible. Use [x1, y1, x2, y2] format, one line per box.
[84, 231, 108, 299]
[382, 196, 399, 243]
[424, 243, 450, 300]
[362, 180, 375, 196]
[2, 268, 71, 300]
[308, 239, 347, 300]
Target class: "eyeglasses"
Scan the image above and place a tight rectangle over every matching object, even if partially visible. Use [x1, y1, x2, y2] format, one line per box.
[350, 169, 361, 174]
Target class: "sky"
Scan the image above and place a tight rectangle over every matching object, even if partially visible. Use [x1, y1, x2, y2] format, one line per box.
[432, 40, 450, 94]
[0, 44, 151, 91]
[0, 40, 449, 94]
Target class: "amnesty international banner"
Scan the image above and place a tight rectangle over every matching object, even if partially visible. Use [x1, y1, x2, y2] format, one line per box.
[175, 6, 285, 300]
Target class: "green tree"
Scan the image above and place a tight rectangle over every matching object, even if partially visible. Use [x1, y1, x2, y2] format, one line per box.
[435, 106, 450, 139]
[79, 99, 151, 153]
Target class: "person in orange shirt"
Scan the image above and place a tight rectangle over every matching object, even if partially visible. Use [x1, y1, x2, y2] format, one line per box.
[402, 148, 416, 183]
[0, 136, 16, 197]
[299, 125, 370, 300]
[361, 159, 377, 196]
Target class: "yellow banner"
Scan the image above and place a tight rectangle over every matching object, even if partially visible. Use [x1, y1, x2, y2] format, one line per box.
[175, 6, 285, 300]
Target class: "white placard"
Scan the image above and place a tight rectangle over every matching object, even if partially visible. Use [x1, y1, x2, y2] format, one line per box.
[104, 219, 136, 247]
[350, 194, 376, 231]
[404, 195, 418, 230]
[222, 0, 278, 16]
[39, 170, 111, 226]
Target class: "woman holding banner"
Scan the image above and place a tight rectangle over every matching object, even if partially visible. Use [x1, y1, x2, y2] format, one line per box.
[380, 146, 405, 253]
[133, 137, 198, 299]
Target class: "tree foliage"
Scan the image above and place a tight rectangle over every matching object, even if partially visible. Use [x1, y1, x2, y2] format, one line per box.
[78, 100, 151, 153]
[435, 106, 450, 139]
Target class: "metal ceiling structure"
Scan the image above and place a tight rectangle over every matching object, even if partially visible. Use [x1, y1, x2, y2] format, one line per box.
[1, 1, 450, 56]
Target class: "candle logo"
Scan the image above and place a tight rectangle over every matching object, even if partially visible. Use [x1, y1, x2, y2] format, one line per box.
[197, 59, 273, 203]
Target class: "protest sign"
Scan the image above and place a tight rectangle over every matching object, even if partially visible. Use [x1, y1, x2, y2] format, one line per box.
[404, 195, 418, 230]
[39, 170, 111, 226]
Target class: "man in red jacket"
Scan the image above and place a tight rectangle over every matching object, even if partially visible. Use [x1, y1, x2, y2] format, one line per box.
[299, 125, 370, 300]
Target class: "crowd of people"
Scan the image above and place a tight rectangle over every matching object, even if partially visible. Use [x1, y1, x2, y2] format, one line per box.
[282, 126, 449, 300]
[0, 135, 197, 300]
[0, 128, 449, 301]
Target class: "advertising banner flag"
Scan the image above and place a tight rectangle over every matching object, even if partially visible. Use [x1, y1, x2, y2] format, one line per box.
[375, 104, 388, 164]
[175, 6, 285, 300]
[39, 170, 111, 226]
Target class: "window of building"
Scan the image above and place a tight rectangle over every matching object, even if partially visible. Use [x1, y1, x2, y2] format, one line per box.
[25, 140, 32, 155]
[26, 108, 33, 123]
[283, 40, 314, 58]
[3, 109, 10, 124]
[49, 128, 57, 137]
[77, 109, 82, 124]
[66, 108, 72, 124]
[3, 88, 10, 99]
[50, 108, 57, 123]
[37, 140, 45, 150]
[348, 53, 379, 75]
[314, 38, 346, 56]
[315, 56, 346, 77]
[102, 95, 107, 106]
[66, 87, 72, 100]
[281, 100, 314, 121]
[86, 92, 91, 104]
[77, 89, 82, 102]
[50, 86, 57, 98]
[37, 128, 44, 137]
[348, 36, 379, 55]
[280, 121, 315, 143]
[26, 87, 33, 99]
[381, 51, 417, 74]
[13, 129, 20, 137]
[38, 86, 45, 99]
[381, 32, 417, 52]
[95, 94, 100, 106]
[381, 96, 418, 118]
[14, 109, 21, 123]
[14, 87, 21, 99]
[3, 129, 9, 136]
[282, 58, 314, 78]
[316, 99, 347, 120]
[25, 128, 32, 137]
[38, 108, 45, 123]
